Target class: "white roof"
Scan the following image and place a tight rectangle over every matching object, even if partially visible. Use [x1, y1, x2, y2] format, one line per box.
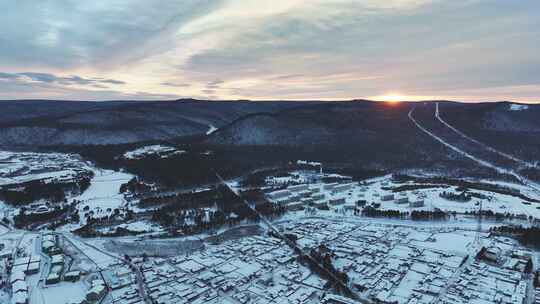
[10, 271, 25, 283]
[11, 291, 28, 304]
[12, 280, 28, 292]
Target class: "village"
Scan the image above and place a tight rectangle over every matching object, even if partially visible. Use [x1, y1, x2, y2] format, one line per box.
[1, 208, 540, 304]
[2, 153, 540, 304]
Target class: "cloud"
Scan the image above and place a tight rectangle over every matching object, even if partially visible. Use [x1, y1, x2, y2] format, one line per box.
[0, 71, 125, 86]
[1, 0, 539, 102]
[161, 82, 191, 88]
[206, 80, 224, 89]
[0, 0, 223, 69]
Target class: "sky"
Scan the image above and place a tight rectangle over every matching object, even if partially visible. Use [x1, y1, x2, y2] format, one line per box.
[1, 0, 539, 102]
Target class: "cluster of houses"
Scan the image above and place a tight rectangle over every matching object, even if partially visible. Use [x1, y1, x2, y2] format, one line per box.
[130, 234, 337, 303]
[41, 233, 111, 304]
[41, 233, 69, 285]
[281, 219, 533, 304]
[441, 238, 532, 304]
[266, 180, 425, 212]
[5, 236, 41, 304]
[9, 254, 41, 304]
[95, 264, 145, 304]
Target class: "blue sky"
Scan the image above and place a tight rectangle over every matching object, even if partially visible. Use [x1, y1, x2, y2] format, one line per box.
[1, 0, 539, 102]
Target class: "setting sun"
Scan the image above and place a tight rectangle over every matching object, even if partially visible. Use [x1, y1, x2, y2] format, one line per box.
[375, 94, 407, 102]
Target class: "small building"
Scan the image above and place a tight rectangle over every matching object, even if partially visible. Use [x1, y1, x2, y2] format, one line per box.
[11, 290, 28, 304]
[300, 197, 315, 205]
[311, 193, 325, 201]
[25, 262, 40, 275]
[381, 194, 395, 201]
[274, 197, 292, 206]
[46, 273, 60, 285]
[323, 183, 339, 191]
[288, 184, 309, 193]
[310, 187, 321, 193]
[50, 254, 64, 266]
[12, 280, 28, 293]
[64, 271, 81, 282]
[344, 203, 356, 211]
[410, 200, 424, 208]
[86, 280, 107, 302]
[395, 196, 409, 204]
[109, 275, 131, 290]
[297, 190, 312, 198]
[332, 183, 354, 194]
[50, 265, 63, 275]
[41, 240, 56, 254]
[329, 197, 346, 206]
[286, 202, 305, 211]
[267, 189, 291, 200]
[10, 271, 25, 284]
[484, 247, 502, 263]
[313, 201, 328, 209]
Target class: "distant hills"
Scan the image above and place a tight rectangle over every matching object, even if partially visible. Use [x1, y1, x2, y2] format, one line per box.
[0, 100, 538, 164]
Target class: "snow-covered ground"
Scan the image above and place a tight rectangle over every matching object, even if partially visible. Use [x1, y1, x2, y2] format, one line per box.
[266, 171, 540, 220]
[63, 233, 121, 269]
[122, 145, 185, 160]
[0, 150, 91, 186]
[509, 103, 529, 111]
[75, 168, 134, 223]
[38, 282, 87, 304]
[206, 124, 218, 135]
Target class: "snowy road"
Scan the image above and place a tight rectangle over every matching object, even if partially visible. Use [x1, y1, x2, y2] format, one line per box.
[216, 173, 372, 303]
[435, 102, 537, 169]
[409, 106, 540, 198]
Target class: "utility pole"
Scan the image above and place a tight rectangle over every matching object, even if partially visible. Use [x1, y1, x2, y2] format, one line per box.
[474, 200, 483, 249]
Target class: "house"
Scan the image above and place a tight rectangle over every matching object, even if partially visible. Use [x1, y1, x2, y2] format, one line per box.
[267, 190, 291, 201]
[41, 240, 55, 254]
[323, 183, 339, 191]
[332, 183, 354, 194]
[329, 197, 346, 206]
[410, 200, 424, 208]
[288, 184, 309, 193]
[313, 201, 328, 209]
[50, 254, 64, 266]
[287, 202, 305, 211]
[12, 280, 28, 293]
[311, 193, 325, 201]
[86, 280, 107, 302]
[64, 271, 81, 282]
[381, 194, 394, 201]
[11, 290, 28, 304]
[484, 247, 502, 263]
[395, 196, 408, 204]
[10, 270, 25, 284]
[25, 262, 40, 275]
[46, 273, 60, 285]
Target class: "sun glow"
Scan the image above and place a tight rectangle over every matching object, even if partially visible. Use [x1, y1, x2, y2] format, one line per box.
[374, 94, 408, 102]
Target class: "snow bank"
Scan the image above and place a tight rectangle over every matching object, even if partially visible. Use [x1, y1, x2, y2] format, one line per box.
[123, 145, 185, 160]
[509, 104, 529, 111]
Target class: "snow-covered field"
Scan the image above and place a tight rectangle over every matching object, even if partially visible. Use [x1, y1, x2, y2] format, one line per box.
[38, 282, 87, 304]
[122, 144, 185, 160]
[355, 176, 540, 218]
[266, 171, 540, 221]
[0, 150, 136, 229]
[0, 150, 91, 186]
[509, 103, 529, 111]
[75, 168, 134, 222]
[64, 234, 121, 269]
[206, 124, 218, 135]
